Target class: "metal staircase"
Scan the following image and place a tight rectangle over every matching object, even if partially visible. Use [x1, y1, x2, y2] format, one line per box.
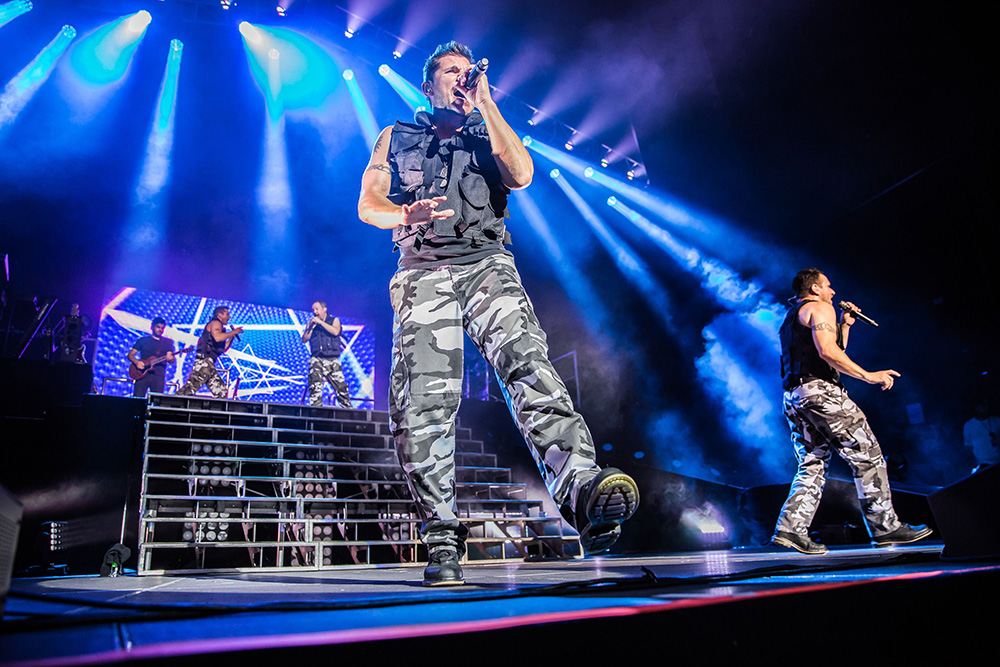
[137, 394, 582, 574]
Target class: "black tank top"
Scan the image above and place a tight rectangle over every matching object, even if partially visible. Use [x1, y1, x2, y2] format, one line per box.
[779, 300, 840, 390]
[196, 318, 228, 361]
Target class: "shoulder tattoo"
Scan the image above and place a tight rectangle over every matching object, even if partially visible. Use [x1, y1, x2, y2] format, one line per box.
[812, 322, 837, 333]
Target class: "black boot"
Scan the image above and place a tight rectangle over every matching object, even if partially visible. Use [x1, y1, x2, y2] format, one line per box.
[423, 548, 465, 587]
[572, 468, 640, 554]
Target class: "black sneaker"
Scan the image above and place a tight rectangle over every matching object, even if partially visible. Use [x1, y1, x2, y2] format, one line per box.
[423, 548, 465, 587]
[772, 530, 829, 555]
[871, 524, 933, 547]
[574, 468, 640, 554]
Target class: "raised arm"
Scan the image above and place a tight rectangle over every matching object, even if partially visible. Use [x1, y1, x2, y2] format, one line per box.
[464, 71, 533, 189]
[801, 301, 898, 390]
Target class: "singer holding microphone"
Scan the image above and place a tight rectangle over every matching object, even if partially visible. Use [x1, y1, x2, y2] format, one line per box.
[301, 301, 352, 408]
[177, 305, 243, 398]
[358, 41, 639, 586]
[772, 268, 932, 554]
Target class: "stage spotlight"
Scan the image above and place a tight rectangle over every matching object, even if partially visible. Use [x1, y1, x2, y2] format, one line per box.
[392, 50, 402, 59]
[522, 135, 532, 147]
[584, 167, 594, 178]
[268, 48, 279, 60]
[276, 5, 285, 17]
[378, 63, 425, 110]
[564, 141, 574, 151]
[626, 170, 635, 180]
[600, 157, 609, 168]
[344, 28, 355, 38]
[127, 10, 151, 34]
[171, 39, 182, 53]
[342, 69, 353, 81]
[607, 196, 617, 206]
[549, 168, 560, 179]
[0, 0, 33, 29]
[0, 24, 77, 129]
[220, 0, 234, 10]
[526, 118, 534, 126]
[239, 21, 262, 45]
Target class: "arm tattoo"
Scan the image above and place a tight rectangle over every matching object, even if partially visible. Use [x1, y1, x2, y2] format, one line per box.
[812, 322, 837, 333]
[365, 163, 391, 175]
[373, 133, 384, 152]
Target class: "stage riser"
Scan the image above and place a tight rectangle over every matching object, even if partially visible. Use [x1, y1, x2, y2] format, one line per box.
[138, 395, 581, 573]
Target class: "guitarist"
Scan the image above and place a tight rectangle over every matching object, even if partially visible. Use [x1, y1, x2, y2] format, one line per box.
[127, 318, 176, 397]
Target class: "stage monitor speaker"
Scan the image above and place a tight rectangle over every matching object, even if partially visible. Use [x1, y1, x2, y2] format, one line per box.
[0, 483, 24, 616]
[927, 464, 1000, 560]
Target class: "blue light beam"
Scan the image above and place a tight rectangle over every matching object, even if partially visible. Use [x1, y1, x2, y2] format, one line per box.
[65, 11, 151, 86]
[136, 39, 183, 204]
[343, 70, 379, 149]
[0, 25, 76, 130]
[550, 172, 678, 336]
[378, 63, 426, 111]
[0, 0, 33, 29]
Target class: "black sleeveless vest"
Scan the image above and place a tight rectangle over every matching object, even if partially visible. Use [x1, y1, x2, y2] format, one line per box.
[779, 300, 840, 390]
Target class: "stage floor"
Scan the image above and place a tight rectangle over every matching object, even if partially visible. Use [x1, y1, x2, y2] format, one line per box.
[3, 541, 998, 665]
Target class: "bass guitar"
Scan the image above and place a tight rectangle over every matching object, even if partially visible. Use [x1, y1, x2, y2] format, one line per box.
[129, 346, 194, 380]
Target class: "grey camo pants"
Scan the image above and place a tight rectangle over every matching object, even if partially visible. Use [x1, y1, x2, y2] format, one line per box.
[775, 379, 902, 539]
[177, 357, 228, 398]
[389, 253, 600, 552]
[308, 356, 352, 407]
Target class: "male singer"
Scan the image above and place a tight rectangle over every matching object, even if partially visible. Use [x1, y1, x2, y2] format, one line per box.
[358, 41, 639, 586]
[773, 268, 932, 554]
[177, 305, 243, 398]
[301, 300, 352, 408]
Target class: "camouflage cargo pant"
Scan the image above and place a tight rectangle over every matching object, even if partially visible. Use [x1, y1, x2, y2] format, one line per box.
[177, 356, 228, 398]
[389, 253, 600, 552]
[775, 379, 902, 539]
[309, 356, 352, 408]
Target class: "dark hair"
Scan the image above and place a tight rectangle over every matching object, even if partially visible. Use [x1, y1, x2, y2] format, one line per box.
[423, 41, 474, 84]
[312, 300, 327, 309]
[212, 306, 229, 319]
[792, 268, 824, 298]
[151, 317, 166, 328]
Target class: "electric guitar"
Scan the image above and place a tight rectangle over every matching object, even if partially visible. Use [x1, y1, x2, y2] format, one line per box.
[129, 346, 194, 380]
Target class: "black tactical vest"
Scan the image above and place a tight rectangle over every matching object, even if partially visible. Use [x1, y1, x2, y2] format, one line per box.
[310, 316, 343, 359]
[387, 110, 510, 255]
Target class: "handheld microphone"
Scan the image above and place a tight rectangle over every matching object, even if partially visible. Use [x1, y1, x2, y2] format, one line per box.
[465, 58, 489, 89]
[231, 326, 242, 342]
[838, 301, 879, 327]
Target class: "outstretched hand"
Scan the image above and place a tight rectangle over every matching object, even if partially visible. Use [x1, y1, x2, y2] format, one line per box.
[402, 196, 455, 226]
[868, 369, 900, 391]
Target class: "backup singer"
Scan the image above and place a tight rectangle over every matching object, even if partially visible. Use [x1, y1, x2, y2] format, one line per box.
[301, 301, 352, 408]
[773, 268, 932, 554]
[177, 306, 243, 399]
[127, 317, 175, 397]
[358, 41, 639, 586]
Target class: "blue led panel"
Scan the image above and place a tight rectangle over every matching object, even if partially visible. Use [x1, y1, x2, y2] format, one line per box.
[94, 287, 375, 407]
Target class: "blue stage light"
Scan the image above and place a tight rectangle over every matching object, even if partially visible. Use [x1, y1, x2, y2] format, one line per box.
[549, 168, 560, 179]
[378, 63, 425, 111]
[584, 167, 594, 178]
[0, 25, 76, 130]
[343, 71, 379, 148]
[522, 135, 532, 147]
[0, 0, 33, 29]
[64, 12, 151, 88]
[343, 69, 354, 81]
